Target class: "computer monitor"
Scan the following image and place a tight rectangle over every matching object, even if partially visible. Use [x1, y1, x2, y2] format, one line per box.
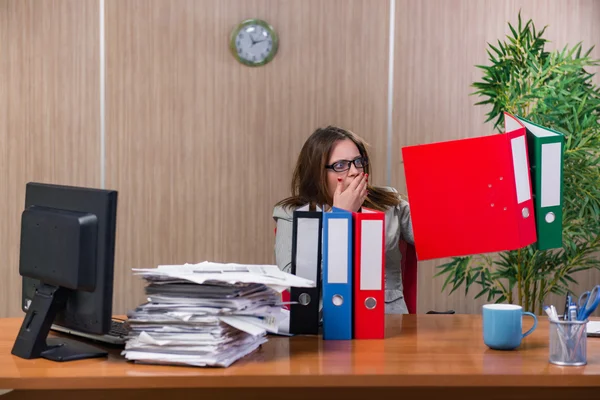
[11, 182, 118, 362]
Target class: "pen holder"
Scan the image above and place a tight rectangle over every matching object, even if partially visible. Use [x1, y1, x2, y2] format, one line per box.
[548, 317, 587, 366]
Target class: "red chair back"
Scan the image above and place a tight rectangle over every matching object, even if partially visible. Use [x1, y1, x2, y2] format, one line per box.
[399, 239, 418, 314]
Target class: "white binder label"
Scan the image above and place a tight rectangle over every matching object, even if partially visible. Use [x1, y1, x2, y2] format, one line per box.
[295, 218, 320, 281]
[510, 136, 532, 204]
[541, 142, 562, 207]
[327, 218, 348, 284]
[360, 220, 383, 291]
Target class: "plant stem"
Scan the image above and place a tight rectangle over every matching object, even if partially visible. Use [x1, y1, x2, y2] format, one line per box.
[542, 237, 600, 300]
[481, 257, 511, 302]
[517, 250, 523, 307]
[517, 278, 522, 307]
[532, 279, 538, 314]
[524, 279, 530, 312]
[525, 254, 536, 313]
[524, 256, 530, 310]
[538, 279, 546, 315]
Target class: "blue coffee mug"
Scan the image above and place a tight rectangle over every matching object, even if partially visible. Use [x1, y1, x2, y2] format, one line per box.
[482, 304, 538, 350]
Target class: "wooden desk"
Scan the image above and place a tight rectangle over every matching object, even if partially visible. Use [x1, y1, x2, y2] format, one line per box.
[0, 315, 599, 400]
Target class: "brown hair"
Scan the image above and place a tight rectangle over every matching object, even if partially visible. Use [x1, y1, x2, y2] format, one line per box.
[276, 126, 400, 212]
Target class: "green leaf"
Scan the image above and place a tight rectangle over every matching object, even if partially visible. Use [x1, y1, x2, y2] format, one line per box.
[489, 43, 504, 58]
[448, 277, 466, 295]
[441, 271, 456, 292]
[474, 288, 489, 299]
[449, 13, 600, 307]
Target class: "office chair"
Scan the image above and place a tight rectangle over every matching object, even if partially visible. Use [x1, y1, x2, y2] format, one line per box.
[399, 238, 455, 315]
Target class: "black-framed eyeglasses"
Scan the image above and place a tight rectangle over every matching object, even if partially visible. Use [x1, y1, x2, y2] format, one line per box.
[325, 157, 368, 172]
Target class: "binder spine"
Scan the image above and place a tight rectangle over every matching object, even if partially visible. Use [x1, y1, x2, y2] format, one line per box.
[536, 136, 565, 249]
[505, 128, 537, 247]
[290, 211, 322, 335]
[322, 211, 353, 340]
[353, 212, 385, 339]
[518, 114, 565, 250]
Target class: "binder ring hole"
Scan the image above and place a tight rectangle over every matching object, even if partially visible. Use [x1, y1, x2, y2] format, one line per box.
[298, 293, 311, 306]
[545, 212, 555, 223]
[365, 297, 377, 309]
[332, 294, 343, 306]
[522, 207, 530, 218]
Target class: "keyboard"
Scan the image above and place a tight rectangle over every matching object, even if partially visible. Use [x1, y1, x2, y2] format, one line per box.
[109, 320, 129, 337]
[51, 319, 128, 346]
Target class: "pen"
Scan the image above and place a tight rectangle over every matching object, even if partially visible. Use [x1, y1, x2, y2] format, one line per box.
[547, 304, 569, 360]
[550, 305, 558, 321]
[544, 305, 555, 321]
[564, 293, 571, 320]
[568, 304, 577, 322]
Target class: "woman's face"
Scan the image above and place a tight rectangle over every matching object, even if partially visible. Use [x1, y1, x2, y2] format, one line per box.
[325, 139, 365, 200]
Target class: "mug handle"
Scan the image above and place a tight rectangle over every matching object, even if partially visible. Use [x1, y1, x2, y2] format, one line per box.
[522, 311, 538, 338]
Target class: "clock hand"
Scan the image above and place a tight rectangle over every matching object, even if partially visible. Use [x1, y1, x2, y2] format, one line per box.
[250, 38, 267, 48]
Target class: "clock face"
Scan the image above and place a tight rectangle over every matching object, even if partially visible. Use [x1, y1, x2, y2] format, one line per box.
[231, 20, 278, 66]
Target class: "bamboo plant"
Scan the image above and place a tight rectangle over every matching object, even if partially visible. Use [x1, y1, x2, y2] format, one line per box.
[435, 13, 600, 315]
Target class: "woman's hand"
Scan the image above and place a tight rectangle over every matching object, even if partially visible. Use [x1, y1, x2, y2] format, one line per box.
[332, 173, 368, 212]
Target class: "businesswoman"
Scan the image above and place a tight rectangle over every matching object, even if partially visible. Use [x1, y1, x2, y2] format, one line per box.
[273, 126, 414, 314]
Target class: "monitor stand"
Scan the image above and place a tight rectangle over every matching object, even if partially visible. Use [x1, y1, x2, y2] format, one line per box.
[11, 283, 108, 361]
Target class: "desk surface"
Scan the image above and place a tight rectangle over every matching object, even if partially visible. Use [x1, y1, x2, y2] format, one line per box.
[0, 314, 599, 391]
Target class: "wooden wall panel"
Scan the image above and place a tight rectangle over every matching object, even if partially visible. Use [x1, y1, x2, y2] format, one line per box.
[0, 0, 100, 317]
[0, 1, 8, 317]
[106, 0, 390, 314]
[1, 0, 596, 319]
[392, 0, 600, 314]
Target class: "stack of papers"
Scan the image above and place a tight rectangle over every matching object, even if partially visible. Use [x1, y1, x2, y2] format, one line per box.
[121, 262, 314, 367]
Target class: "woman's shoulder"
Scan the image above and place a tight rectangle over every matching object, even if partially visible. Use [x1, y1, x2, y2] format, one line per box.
[375, 186, 409, 205]
[273, 202, 325, 221]
[273, 203, 295, 220]
[378, 186, 398, 195]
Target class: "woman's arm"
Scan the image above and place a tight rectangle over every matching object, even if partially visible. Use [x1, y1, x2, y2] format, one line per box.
[273, 206, 293, 273]
[398, 198, 415, 245]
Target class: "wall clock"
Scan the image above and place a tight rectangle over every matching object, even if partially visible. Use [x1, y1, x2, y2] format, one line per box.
[230, 19, 278, 67]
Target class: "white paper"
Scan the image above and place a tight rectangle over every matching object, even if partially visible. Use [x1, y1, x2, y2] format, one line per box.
[274, 308, 293, 336]
[218, 317, 268, 337]
[122, 335, 268, 368]
[586, 321, 600, 335]
[219, 315, 280, 336]
[134, 262, 315, 289]
[125, 261, 294, 368]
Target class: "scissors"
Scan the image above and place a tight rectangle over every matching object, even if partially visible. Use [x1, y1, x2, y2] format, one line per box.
[577, 285, 600, 321]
